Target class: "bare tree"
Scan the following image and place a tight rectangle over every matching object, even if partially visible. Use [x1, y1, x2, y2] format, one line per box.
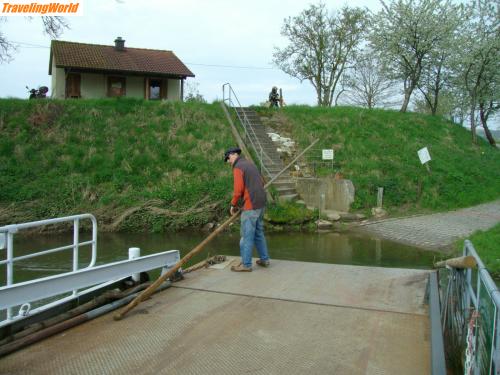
[273, 3, 368, 107]
[344, 49, 396, 109]
[370, 0, 461, 112]
[0, 16, 68, 63]
[184, 81, 206, 103]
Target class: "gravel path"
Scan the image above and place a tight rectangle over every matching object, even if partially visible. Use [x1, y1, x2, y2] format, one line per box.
[355, 200, 500, 252]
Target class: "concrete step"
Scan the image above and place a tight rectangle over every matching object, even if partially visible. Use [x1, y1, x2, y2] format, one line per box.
[274, 187, 298, 196]
[278, 193, 299, 202]
[272, 181, 295, 188]
[267, 167, 287, 173]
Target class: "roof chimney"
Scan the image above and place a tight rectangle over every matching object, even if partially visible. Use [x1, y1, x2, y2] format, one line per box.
[114, 37, 125, 51]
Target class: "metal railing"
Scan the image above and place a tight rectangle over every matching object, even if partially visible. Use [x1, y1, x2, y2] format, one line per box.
[0, 214, 97, 322]
[439, 240, 499, 374]
[222, 83, 275, 177]
[292, 147, 339, 177]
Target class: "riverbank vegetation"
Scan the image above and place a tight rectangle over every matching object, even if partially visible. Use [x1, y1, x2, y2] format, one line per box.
[256, 106, 500, 214]
[0, 99, 233, 231]
[1, 99, 499, 232]
[462, 224, 500, 280]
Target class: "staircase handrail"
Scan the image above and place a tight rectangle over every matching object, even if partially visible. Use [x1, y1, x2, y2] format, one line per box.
[222, 83, 275, 177]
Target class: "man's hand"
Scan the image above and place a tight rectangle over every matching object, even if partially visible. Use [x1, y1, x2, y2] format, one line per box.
[230, 205, 238, 216]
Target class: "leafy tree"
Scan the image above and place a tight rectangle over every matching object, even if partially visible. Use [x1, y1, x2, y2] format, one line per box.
[344, 49, 396, 109]
[370, 0, 460, 112]
[414, 3, 463, 115]
[0, 16, 68, 63]
[452, 0, 499, 145]
[273, 3, 368, 107]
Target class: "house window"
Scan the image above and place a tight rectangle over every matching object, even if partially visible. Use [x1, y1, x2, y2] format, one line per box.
[149, 79, 162, 100]
[65, 73, 81, 98]
[146, 78, 167, 100]
[108, 76, 126, 97]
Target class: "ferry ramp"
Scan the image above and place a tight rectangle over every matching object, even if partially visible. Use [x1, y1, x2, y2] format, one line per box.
[0, 258, 431, 374]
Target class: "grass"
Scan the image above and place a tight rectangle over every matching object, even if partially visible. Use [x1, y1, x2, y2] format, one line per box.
[256, 105, 500, 213]
[1, 99, 499, 232]
[462, 224, 500, 280]
[0, 98, 234, 231]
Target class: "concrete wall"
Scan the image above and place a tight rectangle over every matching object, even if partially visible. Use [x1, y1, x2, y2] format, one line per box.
[51, 58, 66, 99]
[295, 177, 355, 212]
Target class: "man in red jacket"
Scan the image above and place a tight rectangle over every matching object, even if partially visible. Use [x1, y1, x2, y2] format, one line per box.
[224, 147, 270, 272]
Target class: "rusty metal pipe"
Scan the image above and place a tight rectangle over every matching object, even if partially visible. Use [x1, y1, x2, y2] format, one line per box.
[0, 282, 171, 358]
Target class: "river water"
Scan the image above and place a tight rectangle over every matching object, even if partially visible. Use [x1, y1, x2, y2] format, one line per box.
[1, 230, 439, 286]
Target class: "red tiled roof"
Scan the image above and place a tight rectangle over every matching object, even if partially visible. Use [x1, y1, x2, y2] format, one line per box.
[50, 40, 194, 77]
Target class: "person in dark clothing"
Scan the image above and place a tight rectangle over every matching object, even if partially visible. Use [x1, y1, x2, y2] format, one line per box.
[269, 86, 280, 108]
[224, 147, 270, 272]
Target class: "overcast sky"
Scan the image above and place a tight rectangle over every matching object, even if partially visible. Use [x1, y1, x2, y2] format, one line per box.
[0, 0, 382, 106]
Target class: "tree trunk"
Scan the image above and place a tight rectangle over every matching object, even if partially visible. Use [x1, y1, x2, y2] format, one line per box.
[470, 106, 477, 144]
[400, 90, 411, 112]
[430, 55, 443, 116]
[400, 78, 414, 112]
[479, 102, 497, 147]
[334, 87, 345, 106]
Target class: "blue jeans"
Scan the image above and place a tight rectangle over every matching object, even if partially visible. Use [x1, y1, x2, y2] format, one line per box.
[239, 208, 270, 268]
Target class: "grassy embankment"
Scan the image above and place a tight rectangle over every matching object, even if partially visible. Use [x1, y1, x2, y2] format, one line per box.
[0, 99, 234, 231]
[256, 106, 500, 215]
[460, 224, 500, 280]
[1, 100, 499, 232]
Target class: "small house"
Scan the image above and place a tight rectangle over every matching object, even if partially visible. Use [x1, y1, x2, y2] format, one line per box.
[49, 37, 195, 100]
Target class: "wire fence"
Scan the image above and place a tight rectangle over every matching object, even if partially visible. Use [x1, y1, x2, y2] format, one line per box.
[439, 240, 499, 374]
[287, 148, 340, 178]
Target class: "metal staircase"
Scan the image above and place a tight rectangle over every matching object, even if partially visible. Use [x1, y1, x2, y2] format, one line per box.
[222, 84, 298, 201]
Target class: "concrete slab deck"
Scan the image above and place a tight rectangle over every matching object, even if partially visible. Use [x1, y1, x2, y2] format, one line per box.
[0, 258, 431, 375]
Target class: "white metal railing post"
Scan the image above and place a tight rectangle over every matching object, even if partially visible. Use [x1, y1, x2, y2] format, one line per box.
[6, 231, 14, 320]
[465, 244, 472, 322]
[0, 214, 102, 325]
[91, 216, 97, 267]
[72, 218, 79, 296]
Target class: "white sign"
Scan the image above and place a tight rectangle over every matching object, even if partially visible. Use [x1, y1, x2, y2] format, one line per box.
[418, 147, 431, 164]
[322, 149, 334, 160]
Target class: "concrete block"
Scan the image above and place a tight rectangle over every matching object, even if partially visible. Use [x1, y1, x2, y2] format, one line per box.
[324, 210, 341, 221]
[315, 219, 333, 229]
[295, 177, 355, 212]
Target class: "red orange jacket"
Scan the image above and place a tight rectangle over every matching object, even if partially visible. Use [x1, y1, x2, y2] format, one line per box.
[231, 157, 266, 210]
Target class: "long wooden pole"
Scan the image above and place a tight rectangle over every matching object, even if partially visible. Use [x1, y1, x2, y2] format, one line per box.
[113, 138, 319, 320]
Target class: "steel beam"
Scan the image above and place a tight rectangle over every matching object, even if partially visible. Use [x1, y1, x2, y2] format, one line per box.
[429, 272, 447, 375]
[0, 250, 180, 310]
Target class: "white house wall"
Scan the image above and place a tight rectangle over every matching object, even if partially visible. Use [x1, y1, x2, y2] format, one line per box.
[51, 66, 183, 100]
[81, 73, 105, 98]
[126, 76, 144, 98]
[51, 58, 66, 99]
[167, 79, 181, 101]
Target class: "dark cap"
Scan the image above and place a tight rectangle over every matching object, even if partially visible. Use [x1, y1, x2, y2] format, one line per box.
[224, 147, 241, 162]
